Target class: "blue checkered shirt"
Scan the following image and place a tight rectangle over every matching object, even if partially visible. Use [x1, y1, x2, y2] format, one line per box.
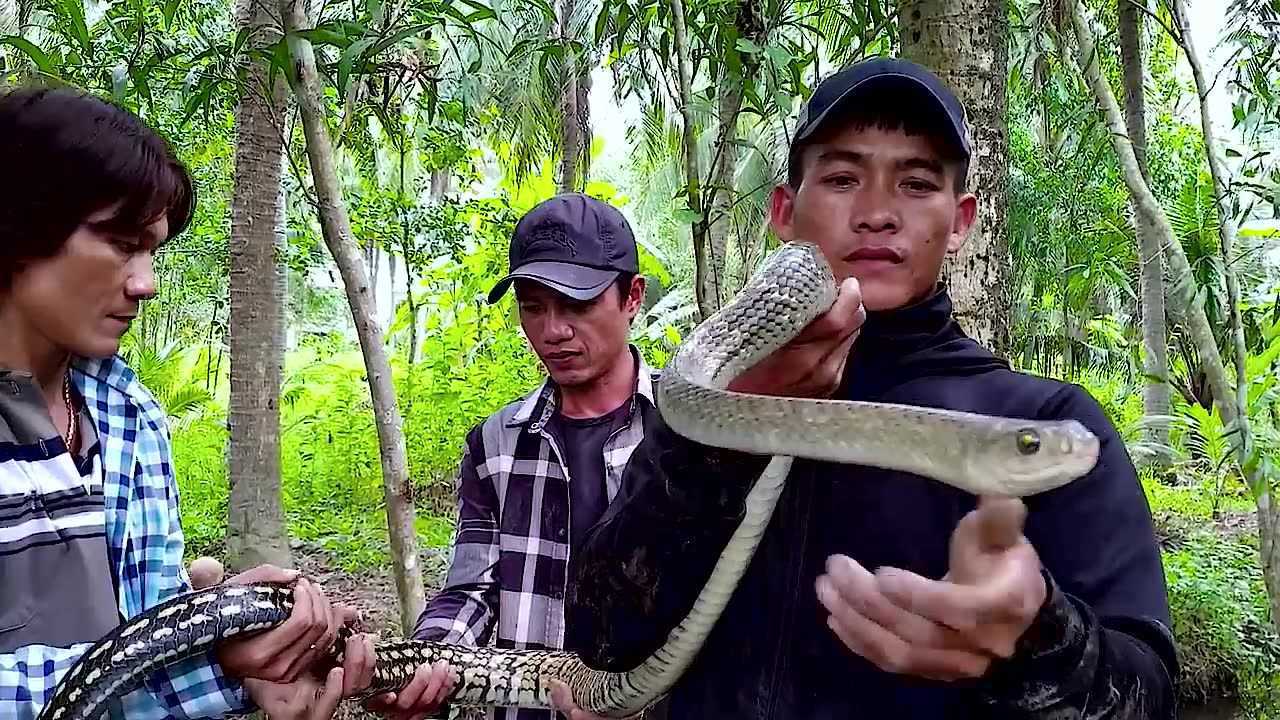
[0, 355, 253, 719]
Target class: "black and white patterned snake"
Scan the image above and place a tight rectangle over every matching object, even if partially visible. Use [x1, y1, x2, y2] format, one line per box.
[37, 242, 1101, 720]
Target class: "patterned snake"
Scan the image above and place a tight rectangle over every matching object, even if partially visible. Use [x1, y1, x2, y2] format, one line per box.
[37, 242, 1101, 720]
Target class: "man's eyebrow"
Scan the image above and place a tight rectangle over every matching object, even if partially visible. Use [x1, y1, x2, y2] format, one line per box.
[813, 150, 944, 176]
[813, 149, 865, 166]
[899, 157, 945, 174]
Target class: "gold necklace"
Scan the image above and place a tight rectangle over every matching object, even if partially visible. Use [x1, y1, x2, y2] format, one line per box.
[62, 372, 78, 451]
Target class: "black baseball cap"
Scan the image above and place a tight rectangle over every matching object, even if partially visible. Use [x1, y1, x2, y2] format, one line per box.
[487, 193, 640, 304]
[788, 57, 971, 176]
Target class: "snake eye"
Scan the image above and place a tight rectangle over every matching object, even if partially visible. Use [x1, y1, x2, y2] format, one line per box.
[1016, 429, 1041, 455]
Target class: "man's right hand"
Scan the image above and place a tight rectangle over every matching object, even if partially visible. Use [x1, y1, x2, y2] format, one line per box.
[214, 565, 348, 684]
[364, 660, 456, 720]
[726, 276, 865, 399]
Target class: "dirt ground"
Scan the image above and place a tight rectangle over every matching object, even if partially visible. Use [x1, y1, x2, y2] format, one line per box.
[288, 541, 460, 720]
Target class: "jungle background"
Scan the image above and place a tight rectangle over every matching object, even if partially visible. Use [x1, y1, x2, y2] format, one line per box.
[2, 0, 1279, 715]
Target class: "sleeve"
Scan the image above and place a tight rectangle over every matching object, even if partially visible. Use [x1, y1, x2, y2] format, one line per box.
[976, 383, 1179, 719]
[137, 412, 253, 719]
[412, 426, 501, 646]
[565, 408, 769, 668]
[0, 643, 96, 720]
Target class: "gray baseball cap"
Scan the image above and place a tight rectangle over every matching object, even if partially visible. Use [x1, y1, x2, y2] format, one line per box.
[487, 193, 640, 304]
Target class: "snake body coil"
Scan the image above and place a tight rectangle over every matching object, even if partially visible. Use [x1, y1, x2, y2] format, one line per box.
[37, 242, 1101, 720]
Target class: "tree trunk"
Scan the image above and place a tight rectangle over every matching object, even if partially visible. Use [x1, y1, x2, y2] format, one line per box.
[1171, 0, 1277, 626]
[1118, 0, 1171, 468]
[281, 0, 426, 633]
[700, 0, 762, 313]
[669, 0, 713, 320]
[898, 0, 1011, 357]
[226, 0, 290, 573]
[1068, 0, 1277, 629]
[556, 0, 592, 193]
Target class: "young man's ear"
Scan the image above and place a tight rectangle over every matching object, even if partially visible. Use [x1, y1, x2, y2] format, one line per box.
[947, 192, 978, 254]
[769, 184, 798, 243]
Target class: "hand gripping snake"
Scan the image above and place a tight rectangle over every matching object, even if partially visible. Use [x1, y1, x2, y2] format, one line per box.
[37, 242, 1101, 720]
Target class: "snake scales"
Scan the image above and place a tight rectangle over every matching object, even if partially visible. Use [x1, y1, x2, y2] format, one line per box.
[37, 242, 1101, 720]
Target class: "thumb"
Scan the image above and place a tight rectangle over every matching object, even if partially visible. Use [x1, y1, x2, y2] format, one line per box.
[312, 668, 344, 720]
[948, 497, 1026, 583]
[973, 496, 1026, 551]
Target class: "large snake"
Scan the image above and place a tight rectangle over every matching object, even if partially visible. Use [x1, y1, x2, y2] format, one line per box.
[36, 242, 1100, 720]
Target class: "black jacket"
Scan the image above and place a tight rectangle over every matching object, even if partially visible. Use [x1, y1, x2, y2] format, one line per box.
[565, 286, 1177, 719]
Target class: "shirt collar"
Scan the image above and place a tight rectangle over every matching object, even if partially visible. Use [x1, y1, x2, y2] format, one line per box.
[508, 344, 655, 428]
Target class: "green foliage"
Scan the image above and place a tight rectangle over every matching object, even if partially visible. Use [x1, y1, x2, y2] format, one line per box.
[1161, 529, 1280, 715]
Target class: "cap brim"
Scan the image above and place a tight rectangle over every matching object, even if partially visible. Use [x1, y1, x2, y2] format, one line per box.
[487, 261, 620, 304]
[795, 73, 969, 157]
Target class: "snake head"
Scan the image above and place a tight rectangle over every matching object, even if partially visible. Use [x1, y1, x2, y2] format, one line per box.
[971, 418, 1101, 495]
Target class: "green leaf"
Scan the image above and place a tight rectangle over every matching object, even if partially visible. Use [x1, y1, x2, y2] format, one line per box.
[55, 0, 91, 54]
[0, 36, 57, 75]
[673, 207, 702, 224]
[295, 25, 355, 49]
[455, 0, 497, 22]
[735, 38, 762, 55]
[163, 0, 184, 29]
[337, 37, 376, 94]
[594, 0, 613, 44]
[369, 23, 434, 57]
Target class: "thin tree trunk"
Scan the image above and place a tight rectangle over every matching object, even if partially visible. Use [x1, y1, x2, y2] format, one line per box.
[556, 0, 591, 192]
[1171, 0, 1276, 622]
[1118, 0, 1171, 468]
[281, 0, 425, 633]
[1069, 0, 1277, 628]
[227, 0, 290, 573]
[669, 0, 712, 320]
[898, 0, 1011, 356]
[700, 0, 763, 313]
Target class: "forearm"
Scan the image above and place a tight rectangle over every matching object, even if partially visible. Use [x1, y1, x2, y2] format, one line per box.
[412, 587, 495, 646]
[565, 415, 768, 669]
[979, 571, 1177, 719]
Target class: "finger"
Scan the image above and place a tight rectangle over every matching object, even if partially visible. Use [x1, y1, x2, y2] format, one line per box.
[875, 566, 1026, 632]
[548, 680, 579, 713]
[242, 576, 314, 680]
[228, 564, 300, 586]
[820, 556, 968, 650]
[313, 581, 340, 655]
[356, 634, 378, 696]
[340, 633, 371, 696]
[394, 664, 434, 711]
[312, 667, 345, 720]
[423, 661, 453, 704]
[188, 556, 225, 589]
[363, 692, 397, 712]
[821, 595, 991, 681]
[279, 579, 327, 681]
[801, 276, 864, 341]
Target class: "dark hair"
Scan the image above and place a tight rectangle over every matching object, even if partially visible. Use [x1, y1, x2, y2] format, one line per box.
[0, 85, 195, 289]
[613, 271, 637, 307]
[786, 84, 970, 193]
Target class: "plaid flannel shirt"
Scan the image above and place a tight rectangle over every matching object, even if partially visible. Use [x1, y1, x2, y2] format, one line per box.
[0, 354, 252, 719]
[413, 347, 658, 720]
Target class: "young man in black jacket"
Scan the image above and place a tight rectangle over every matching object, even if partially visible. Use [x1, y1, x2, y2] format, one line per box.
[553, 58, 1178, 719]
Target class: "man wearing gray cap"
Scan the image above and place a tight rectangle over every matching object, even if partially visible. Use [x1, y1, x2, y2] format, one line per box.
[367, 193, 659, 720]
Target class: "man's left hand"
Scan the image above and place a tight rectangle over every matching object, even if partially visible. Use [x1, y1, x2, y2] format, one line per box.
[815, 496, 1047, 682]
